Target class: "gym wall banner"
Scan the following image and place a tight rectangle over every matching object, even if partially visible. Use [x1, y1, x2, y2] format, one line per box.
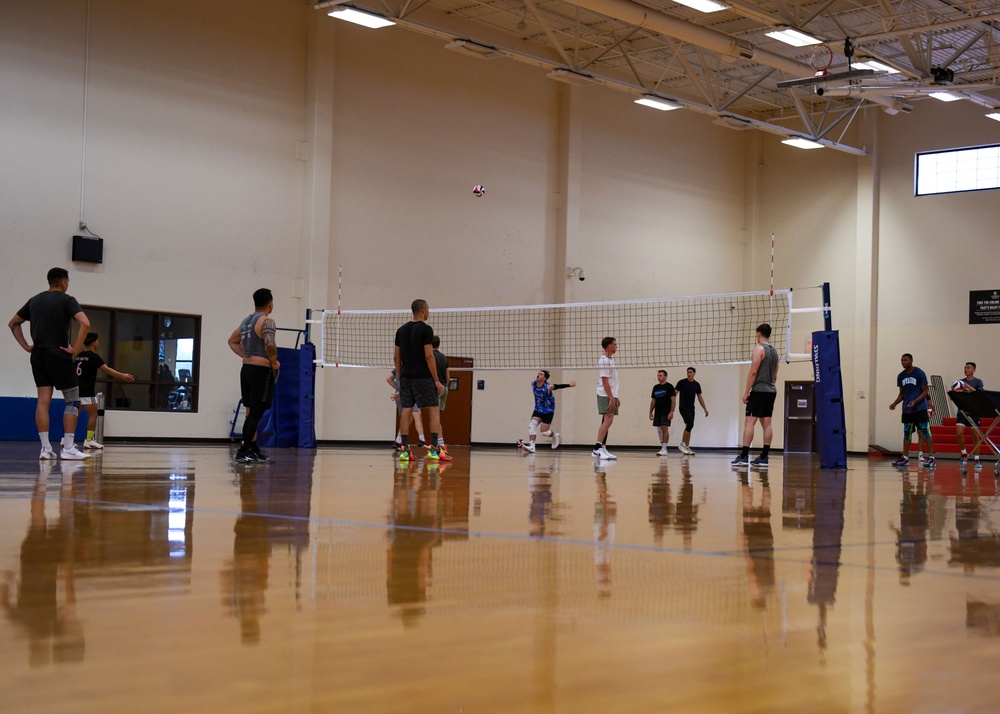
[970, 290, 1000, 324]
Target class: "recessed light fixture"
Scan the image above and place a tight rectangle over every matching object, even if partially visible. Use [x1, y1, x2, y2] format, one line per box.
[854, 60, 900, 74]
[328, 7, 395, 29]
[765, 28, 821, 47]
[929, 91, 962, 102]
[673, 0, 729, 12]
[634, 95, 682, 111]
[782, 137, 824, 150]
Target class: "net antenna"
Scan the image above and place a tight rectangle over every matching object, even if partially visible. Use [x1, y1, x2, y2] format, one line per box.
[317, 289, 798, 370]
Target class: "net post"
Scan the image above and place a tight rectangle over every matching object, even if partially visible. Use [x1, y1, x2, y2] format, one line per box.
[305, 308, 312, 345]
[822, 282, 832, 331]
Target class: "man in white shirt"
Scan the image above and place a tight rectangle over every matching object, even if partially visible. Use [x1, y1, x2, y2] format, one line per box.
[593, 337, 620, 460]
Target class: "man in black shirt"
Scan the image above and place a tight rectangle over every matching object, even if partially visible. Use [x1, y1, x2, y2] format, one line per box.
[394, 299, 450, 462]
[675, 367, 709, 455]
[9, 267, 91, 460]
[648, 370, 676, 456]
[74, 333, 135, 449]
[431, 335, 451, 451]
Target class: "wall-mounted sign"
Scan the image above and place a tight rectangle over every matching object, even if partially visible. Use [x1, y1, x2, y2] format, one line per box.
[970, 290, 1000, 324]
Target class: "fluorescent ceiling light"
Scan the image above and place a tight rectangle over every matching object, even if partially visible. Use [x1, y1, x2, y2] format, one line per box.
[854, 60, 899, 74]
[929, 91, 962, 102]
[673, 0, 729, 12]
[765, 28, 821, 47]
[782, 137, 824, 150]
[986, 112, 1000, 122]
[328, 7, 395, 28]
[634, 95, 682, 111]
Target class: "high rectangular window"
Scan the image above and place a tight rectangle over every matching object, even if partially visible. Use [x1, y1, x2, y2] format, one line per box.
[916, 144, 1000, 196]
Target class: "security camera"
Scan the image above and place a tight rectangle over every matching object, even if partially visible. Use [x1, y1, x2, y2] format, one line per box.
[567, 266, 586, 281]
[577, 269, 585, 282]
[813, 85, 825, 97]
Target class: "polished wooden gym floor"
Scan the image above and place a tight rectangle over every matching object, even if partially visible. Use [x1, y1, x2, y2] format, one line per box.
[2, 442, 999, 713]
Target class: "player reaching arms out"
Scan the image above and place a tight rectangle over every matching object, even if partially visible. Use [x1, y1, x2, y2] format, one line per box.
[519, 370, 576, 452]
[228, 288, 279, 464]
[889, 353, 935, 469]
[74, 332, 135, 449]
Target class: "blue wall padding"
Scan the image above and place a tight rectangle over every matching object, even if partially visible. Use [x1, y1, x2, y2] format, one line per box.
[0, 397, 90, 441]
[811, 331, 848, 469]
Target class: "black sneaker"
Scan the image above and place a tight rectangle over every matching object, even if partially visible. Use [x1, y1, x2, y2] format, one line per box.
[234, 450, 255, 464]
[750, 456, 769, 468]
[250, 449, 269, 463]
[731, 454, 750, 467]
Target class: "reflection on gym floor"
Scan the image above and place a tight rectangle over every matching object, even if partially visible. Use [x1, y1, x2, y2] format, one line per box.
[2, 443, 1000, 712]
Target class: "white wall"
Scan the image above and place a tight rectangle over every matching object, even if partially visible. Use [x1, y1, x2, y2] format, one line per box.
[4, 1, 998, 449]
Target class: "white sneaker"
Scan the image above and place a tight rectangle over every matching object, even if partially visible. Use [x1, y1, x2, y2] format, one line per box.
[551, 432, 560, 449]
[83, 439, 104, 450]
[39, 447, 57, 460]
[523, 442, 536, 453]
[60, 446, 91, 461]
[657, 446, 668, 456]
[599, 447, 617, 460]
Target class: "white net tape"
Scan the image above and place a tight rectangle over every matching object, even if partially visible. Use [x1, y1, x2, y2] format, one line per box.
[319, 290, 791, 370]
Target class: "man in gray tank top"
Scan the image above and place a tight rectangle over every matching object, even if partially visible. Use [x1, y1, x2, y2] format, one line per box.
[732, 323, 779, 469]
[227, 288, 279, 463]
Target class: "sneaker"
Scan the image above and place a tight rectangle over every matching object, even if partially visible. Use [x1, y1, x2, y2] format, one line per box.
[918, 453, 925, 461]
[592, 447, 604, 458]
[657, 446, 668, 456]
[436, 448, 453, 462]
[891, 455, 909, 467]
[39, 447, 57, 461]
[234, 449, 255, 463]
[418, 440, 431, 449]
[924, 456, 937, 469]
[975, 460, 983, 470]
[598, 447, 617, 460]
[683, 444, 696, 455]
[523, 442, 536, 453]
[393, 440, 402, 451]
[250, 450, 269, 463]
[60, 446, 91, 461]
[731, 454, 750, 467]
[398, 448, 412, 462]
[960, 454, 968, 466]
[552, 432, 560, 449]
[750, 456, 769, 468]
[83, 439, 104, 450]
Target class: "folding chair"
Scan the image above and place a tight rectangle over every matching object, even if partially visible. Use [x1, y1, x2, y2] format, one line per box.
[948, 389, 1000, 475]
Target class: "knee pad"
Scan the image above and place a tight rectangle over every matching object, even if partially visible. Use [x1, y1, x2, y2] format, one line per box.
[63, 387, 80, 415]
[527, 419, 538, 436]
[903, 423, 914, 440]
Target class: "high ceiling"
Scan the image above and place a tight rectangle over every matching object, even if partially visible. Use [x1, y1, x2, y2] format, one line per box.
[318, 0, 1000, 154]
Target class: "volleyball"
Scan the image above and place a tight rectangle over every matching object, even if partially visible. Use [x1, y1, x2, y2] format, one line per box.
[472, 184, 485, 197]
[952, 379, 966, 392]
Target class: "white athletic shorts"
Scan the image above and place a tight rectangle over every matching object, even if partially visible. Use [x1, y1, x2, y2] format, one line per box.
[80, 396, 99, 405]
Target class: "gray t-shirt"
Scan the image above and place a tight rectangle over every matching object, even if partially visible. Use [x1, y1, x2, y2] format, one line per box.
[16, 290, 83, 350]
[750, 343, 779, 393]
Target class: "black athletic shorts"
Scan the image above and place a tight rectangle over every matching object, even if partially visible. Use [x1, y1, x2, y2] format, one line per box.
[680, 406, 696, 432]
[30, 348, 77, 391]
[532, 410, 554, 423]
[652, 413, 672, 427]
[901, 410, 929, 425]
[746, 391, 777, 418]
[399, 376, 438, 410]
[241, 364, 274, 408]
[957, 412, 980, 428]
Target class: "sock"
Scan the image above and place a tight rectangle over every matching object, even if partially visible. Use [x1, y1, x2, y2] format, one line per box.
[251, 442, 262, 453]
[39, 432, 51, 450]
[761, 445, 771, 458]
[418, 433, 426, 443]
[595, 442, 603, 451]
[400, 435, 409, 448]
[961, 450, 968, 456]
[739, 446, 750, 459]
[431, 433, 438, 448]
[63, 434, 74, 450]
[395, 434, 402, 444]
[87, 430, 95, 442]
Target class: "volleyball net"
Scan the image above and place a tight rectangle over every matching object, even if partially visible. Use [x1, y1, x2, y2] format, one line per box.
[317, 289, 795, 370]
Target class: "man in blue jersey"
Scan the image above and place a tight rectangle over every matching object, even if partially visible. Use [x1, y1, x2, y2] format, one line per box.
[519, 370, 575, 453]
[953, 361, 985, 469]
[889, 353, 936, 468]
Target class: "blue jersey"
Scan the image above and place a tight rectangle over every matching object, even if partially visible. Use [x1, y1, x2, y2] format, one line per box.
[897, 367, 928, 413]
[961, 377, 985, 391]
[532, 380, 555, 414]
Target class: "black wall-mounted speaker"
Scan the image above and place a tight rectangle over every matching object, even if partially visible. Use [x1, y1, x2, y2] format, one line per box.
[72, 234, 103, 263]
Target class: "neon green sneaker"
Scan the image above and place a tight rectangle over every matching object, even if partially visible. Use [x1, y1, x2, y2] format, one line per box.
[398, 448, 412, 461]
[427, 448, 440, 462]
